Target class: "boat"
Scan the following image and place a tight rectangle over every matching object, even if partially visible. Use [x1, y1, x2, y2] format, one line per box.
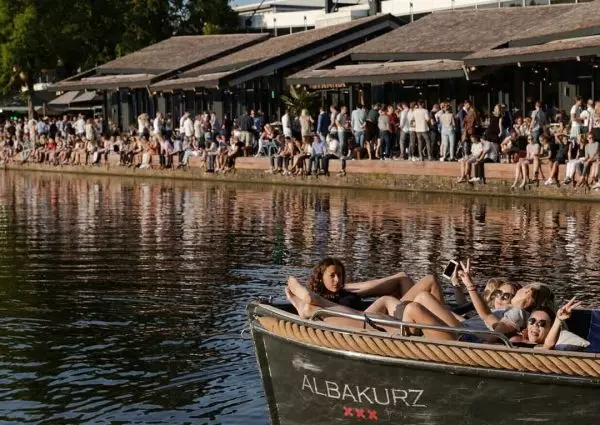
[248, 300, 600, 425]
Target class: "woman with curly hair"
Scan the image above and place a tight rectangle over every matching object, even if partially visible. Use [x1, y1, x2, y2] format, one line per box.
[286, 257, 445, 319]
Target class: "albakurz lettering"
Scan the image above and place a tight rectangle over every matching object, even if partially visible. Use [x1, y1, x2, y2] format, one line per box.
[301, 374, 426, 407]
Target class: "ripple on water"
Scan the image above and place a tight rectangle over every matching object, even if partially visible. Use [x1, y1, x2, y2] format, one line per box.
[0, 172, 600, 424]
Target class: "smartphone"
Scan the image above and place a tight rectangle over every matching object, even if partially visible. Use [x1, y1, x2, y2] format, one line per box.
[442, 260, 459, 280]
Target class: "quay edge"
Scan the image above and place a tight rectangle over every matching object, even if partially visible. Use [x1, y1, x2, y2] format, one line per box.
[4, 157, 600, 203]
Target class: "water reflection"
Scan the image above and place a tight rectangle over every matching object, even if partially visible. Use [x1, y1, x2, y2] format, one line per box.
[0, 171, 599, 424]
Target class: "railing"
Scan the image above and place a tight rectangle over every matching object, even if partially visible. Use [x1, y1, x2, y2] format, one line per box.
[310, 308, 514, 348]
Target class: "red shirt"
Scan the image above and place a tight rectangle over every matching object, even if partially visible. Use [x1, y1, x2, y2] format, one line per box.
[388, 112, 399, 133]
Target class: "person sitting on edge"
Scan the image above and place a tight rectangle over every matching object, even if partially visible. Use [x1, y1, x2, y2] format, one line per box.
[510, 298, 581, 350]
[321, 135, 346, 177]
[500, 130, 520, 163]
[577, 133, 599, 188]
[511, 134, 541, 189]
[564, 133, 585, 185]
[457, 134, 483, 183]
[545, 132, 567, 186]
[308, 134, 326, 176]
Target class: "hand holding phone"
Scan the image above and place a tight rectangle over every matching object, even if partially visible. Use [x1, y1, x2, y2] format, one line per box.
[442, 260, 459, 281]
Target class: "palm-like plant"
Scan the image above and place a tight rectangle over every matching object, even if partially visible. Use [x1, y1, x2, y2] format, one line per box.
[280, 85, 320, 116]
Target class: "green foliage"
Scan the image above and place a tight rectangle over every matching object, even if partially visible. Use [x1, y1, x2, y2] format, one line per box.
[281, 86, 320, 117]
[0, 0, 240, 116]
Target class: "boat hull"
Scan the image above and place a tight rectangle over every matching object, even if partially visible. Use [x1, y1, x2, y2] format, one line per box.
[250, 304, 600, 425]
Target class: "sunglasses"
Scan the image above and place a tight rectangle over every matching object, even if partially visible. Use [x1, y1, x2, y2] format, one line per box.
[528, 317, 548, 328]
[492, 290, 514, 301]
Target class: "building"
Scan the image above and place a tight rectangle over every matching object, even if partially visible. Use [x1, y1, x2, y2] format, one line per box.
[233, 0, 588, 32]
[52, 14, 399, 129]
[287, 0, 600, 115]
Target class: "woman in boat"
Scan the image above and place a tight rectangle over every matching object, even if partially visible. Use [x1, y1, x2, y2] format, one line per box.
[482, 279, 521, 310]
[380, 259, 554, 341]
[286, 257, 446, 315]
[510, 298, 581, 349]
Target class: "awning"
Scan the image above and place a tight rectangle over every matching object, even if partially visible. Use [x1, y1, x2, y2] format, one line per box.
[48, 91, 80, 106]
[51, 74, 155, 91]
[149, 72, 230, 91]
[464, 35, 600, 67]
[286, 59, 465, 85]
[71, 91, 101, 103]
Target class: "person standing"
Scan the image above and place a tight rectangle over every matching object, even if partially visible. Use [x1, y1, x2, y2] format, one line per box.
[398, 103, 410, 160]
[413, 100, 432, 161]
[316, 107, 330, 140]
[299, 109, 314, 145]
[351, 104, 366, 149]
[440, 104, 456, 161]
[238, 109, 254, 152]
[281, 109, 293, 139]
[570, 96, 583, 143]
[529, 101, 546, 143]
[336, 106, 350, 156]
[377, 108, 391, 160]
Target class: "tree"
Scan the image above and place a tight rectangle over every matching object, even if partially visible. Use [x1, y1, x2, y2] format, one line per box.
[0, 0, 240, 118]
[172, 0, 240, 35]
[281, 86, 320, 117]
[0, 2, 60, 117]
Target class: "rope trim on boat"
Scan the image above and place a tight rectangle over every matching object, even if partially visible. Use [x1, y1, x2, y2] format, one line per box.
[258, 316, 600, 378]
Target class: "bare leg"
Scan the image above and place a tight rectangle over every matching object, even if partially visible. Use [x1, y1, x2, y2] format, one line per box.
[399, 274, 444, 303]
[412, 291, 464, 326]
[401, 302, 456, 340]
[511, 162, 521, 188]
[345, 271, 415, 298]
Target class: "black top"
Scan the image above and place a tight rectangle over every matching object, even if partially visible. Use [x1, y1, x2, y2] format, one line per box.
[333, 290, 363, 311]
[485, 115, 501, 143]
[556, 142, 567, 161]
[239, 114, 253, 132]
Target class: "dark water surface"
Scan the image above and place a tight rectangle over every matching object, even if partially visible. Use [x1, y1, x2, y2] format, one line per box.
[1, 171, 600, 424]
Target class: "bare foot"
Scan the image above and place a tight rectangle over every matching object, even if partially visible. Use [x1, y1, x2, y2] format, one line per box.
[285, 287, 313, 319]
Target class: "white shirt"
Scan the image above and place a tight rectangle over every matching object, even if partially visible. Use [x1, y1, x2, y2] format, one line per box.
[75, 118, 86, 135]
[282, 114, 292, 138]
[399, 108, 409, 132]
[413, 108, 430, 133]
[179, 115, 187, 132]
[183, 117, 194, 138]
[153, 117, 162, 134]
[571, 104, 581, 129]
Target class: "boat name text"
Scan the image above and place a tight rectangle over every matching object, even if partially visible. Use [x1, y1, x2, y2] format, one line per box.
[301, 374, 426, 407]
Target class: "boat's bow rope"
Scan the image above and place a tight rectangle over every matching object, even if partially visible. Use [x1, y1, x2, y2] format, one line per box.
[258, 316, 600, 378]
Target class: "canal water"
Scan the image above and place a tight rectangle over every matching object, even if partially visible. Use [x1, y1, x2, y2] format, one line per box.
[1, 171, 599, 424]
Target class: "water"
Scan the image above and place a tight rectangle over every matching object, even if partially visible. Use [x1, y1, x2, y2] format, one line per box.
[0, 171, 599, 425]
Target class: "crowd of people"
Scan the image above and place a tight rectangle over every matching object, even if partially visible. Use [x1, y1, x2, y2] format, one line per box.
[1, 95, 600, 187]
[285, 257, 589, 351]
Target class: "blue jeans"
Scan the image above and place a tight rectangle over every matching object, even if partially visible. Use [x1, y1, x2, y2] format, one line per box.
[380, 130, 392, 158]
[441, 128, 456, 160]
[308, 154, 323, 173]
[338, 131, 346, 155]
[354, 130, 364, 148]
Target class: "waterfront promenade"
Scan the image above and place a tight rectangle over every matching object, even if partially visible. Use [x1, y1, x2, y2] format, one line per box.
[7, 154, 600, 202]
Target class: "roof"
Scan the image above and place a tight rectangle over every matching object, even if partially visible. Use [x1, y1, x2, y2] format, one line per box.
[150, 72, 231, 91]
[48, 91, 80, 106]
[465, 34, 600, 66]
[182, 14, 394, 78]
[53, 74, 155, 91]
[351, 4, 576, 61]
[97, 34, 269, 74]
[71, 91, 101, 103]
[233, 0, 366, 13]
[508, 0, 600, 47]
[287, 59, 465, 85]
[151, 14, 398, 90]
